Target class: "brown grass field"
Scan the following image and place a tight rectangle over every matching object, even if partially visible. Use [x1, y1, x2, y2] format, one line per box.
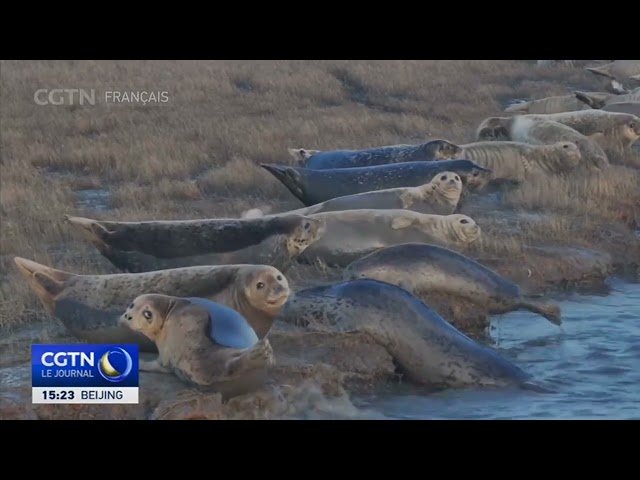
[1, 59, 639, 334]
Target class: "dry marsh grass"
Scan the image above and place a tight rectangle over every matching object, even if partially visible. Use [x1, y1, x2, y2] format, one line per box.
[1, 59, 639, 328]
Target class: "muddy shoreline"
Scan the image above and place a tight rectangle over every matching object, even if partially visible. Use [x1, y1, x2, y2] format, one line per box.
[2, 186, 638, 420]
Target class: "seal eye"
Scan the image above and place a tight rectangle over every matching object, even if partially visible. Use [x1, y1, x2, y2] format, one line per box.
[143, 310, 152, 320]
[454, 175, 460, 181]
[563, 144, 568, 149]
[472, 172, 479, 177]
[440, 175, 447, 181]
[630, 122, 635, 129]
[256, 282, 265, 290]
[277, 275, 283, 281]
[304, 222, 310, 231]
[460, 219, 469, 224]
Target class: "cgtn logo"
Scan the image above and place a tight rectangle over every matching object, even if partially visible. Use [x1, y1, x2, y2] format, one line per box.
[32, 344, 139, 405]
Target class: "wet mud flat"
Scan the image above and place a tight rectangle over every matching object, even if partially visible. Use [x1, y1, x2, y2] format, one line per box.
[2, 191, 638, 420]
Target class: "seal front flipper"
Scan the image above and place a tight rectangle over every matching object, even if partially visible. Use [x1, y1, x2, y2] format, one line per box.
[260, 164, 306, 204]
[139, 359, 172, 374]
[13, 257, 72, 314]
[517, 297, 562, 326]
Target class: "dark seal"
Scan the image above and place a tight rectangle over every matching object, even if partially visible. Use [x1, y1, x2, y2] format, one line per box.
[261, 159, 492, 206]
[302, 139, 464, 170]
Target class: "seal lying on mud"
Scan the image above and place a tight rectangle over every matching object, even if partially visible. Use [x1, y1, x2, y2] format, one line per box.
[64, 213, 322, 260]
[120, 294, 275, 388]
[342, 243, 562, 326]
[574, 90, 640, 109]
[520, 110, 640, 151]
[298, 211, 481, 267]
[277, 279, 537, 390]
[261, 159, 492, 206]
[241, 171, 463, 218]
[13, 258, 290, 350]
[461, 140, 582, 182]
[476, 116, 610, 170]
[69, 215, 323, 274]
[288, 139, 464, 169]
[505, 94, 592, 114]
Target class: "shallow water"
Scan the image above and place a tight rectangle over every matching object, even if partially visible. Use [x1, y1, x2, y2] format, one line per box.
[354, 278, 640, 420]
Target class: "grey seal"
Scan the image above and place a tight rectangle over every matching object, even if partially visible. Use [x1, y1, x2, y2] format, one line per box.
[278, 279, 539, 391]
[343, 243, 562, 325]
[13, 257, 290, 351]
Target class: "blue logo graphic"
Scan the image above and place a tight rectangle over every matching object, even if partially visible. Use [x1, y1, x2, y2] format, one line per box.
[32, 344, 139, 388]
[98, 347, 134, 382]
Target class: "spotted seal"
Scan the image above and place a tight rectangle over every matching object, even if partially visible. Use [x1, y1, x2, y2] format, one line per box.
[298, 210, 481, 267]
[288, 139, 464, 169]
[13, 258, 290, 351]
[476, 116, 610, 170]
[505, 94, 592, 114]
[120, 294, 275, 388]
[261, 159, 492, 206]
[241, 171, 463, 219]
[342, 243, 562, 326]
[63, 213, 322, 260]
[461, 140, 582, 182]
[66, 214, 323, 274]
[277, 279, 540, 390]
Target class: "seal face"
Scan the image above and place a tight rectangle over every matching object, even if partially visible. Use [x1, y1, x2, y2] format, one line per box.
[120, 294, 274, 388]
[261, 159, 492, 206]
[342, 242, 562, 325]
[277, 279, 533, 390]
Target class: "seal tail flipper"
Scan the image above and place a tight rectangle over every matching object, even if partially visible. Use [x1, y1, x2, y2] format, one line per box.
[260, 164, 306, 203]
[574, 91, 598, 108]
[517, 297, 562, 326]
[13, 257, 72, 314]
[504, 102, 529, 113]
[241, 208, 266, 219]
[585, 64, 612, 79]
[64, 214, 113, 245]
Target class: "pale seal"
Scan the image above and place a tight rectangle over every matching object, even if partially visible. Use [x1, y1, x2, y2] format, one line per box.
[298, 210, 481, 267]
[277, 279, 539, 390]
[63, 213, 322, 260]
[13, 258, 290, 351]
[505, 94, 592, 114]
[241, 171, 463, 218]
[260, 159, 492, 206]
[476, 116, 610, 170]
[342, 243, 562, 326]
[67, 214, 323, 274]
[461, 140, 582, 182]
[120, 294, 275, 388]
[288, 139, 464, 169]
[574, 90, 640, 109]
